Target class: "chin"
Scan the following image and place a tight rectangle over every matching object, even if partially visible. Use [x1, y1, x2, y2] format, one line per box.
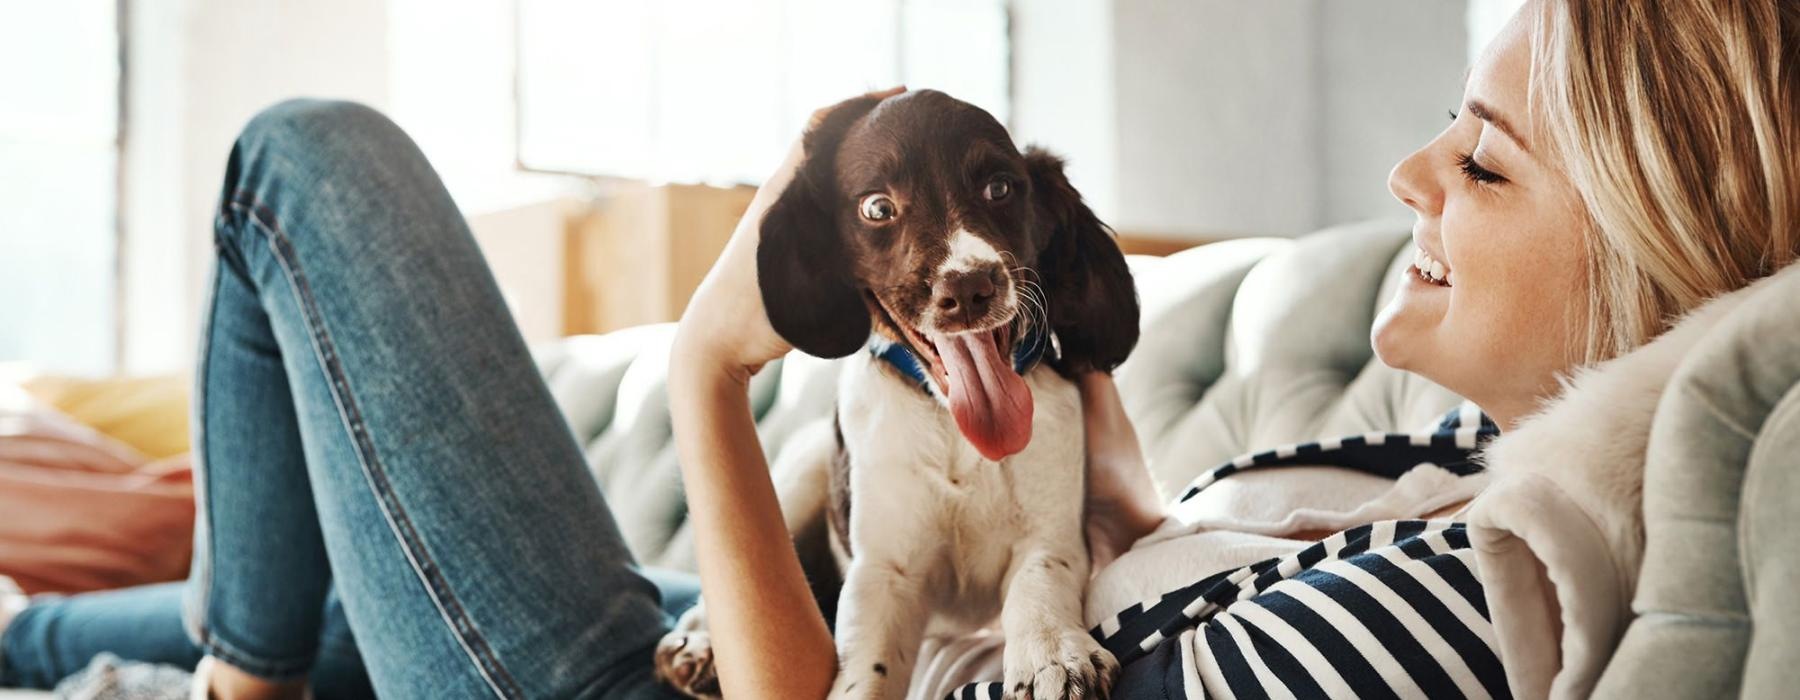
[1371, 308, 1422, 372]
[1374, 316, 1481, 407]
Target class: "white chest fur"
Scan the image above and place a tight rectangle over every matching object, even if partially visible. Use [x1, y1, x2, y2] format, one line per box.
[825, 352, 1116, 699]
[833, 352, 1087, 626]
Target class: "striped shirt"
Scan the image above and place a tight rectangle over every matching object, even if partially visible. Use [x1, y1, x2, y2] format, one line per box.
[948, 407, 1507, 700]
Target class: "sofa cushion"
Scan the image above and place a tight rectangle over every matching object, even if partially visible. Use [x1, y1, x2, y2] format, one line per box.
[539, 219, 1464, 569]
[1592, 261, 1800, 697]
[1117, 220, 1464, 496]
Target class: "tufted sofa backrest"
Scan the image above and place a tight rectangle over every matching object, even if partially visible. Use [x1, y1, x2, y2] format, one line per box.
[1117, 219, 1465, 495]
[1589, 260, 1800, 697]
[536, 220, 1463, 570]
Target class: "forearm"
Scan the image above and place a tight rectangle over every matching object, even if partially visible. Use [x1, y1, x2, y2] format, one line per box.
[1078, 373, 1166, 548]
[668, 354, 836, 700]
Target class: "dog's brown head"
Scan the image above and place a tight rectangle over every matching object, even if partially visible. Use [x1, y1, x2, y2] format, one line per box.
[757, 89, 1138, 460]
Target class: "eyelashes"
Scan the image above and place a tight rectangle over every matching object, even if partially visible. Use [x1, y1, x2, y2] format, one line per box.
[1447, 107, 1507, 186]
[1456, 152, 1507, 185]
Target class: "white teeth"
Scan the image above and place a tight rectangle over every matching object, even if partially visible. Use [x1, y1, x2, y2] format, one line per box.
[1413, 245, 1452, 285]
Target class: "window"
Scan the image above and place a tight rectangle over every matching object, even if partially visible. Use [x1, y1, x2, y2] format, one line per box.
[0, 2, 122, 375]
[514, 0, 1011, 185]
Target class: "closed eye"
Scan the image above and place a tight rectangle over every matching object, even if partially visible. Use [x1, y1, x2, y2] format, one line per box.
[1456, 152, 1507, 186]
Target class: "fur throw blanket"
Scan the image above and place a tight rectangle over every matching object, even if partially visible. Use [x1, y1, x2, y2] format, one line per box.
[1467, 266, 1794, 699]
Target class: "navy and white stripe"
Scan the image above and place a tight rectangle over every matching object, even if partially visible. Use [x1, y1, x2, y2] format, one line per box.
[1174, 403, 1498, 503]
[953, 682, 1004, 700]
[947, 405, 1508, 700]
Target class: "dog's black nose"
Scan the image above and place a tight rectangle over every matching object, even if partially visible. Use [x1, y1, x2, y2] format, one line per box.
[934, 269, 998, 323]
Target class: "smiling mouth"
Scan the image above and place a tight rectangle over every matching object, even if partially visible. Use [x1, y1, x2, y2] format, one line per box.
[1412, 246, 1453, 287]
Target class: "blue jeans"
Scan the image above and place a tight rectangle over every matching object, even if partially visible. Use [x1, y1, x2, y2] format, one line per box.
[1, 100, 696, 699]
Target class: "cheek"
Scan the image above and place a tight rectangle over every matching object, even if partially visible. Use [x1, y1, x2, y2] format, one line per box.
[1440, 194, 1589, 380]
[1375, 188, 1589, 397]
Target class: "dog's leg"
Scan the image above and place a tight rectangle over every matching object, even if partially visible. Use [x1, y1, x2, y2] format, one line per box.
[829, 558, 931, 700]
[654, 600, 720, 698]
[987, 370, 1118, 699]
[654, 419, 838, 698]
[999, 543, 1120, 700]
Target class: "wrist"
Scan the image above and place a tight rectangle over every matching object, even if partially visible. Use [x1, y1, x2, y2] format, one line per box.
[670, 327, 753, 386]
[668, 344, 755, 438]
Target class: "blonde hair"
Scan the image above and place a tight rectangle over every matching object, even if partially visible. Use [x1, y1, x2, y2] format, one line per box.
[1531, 0, 1800, 362]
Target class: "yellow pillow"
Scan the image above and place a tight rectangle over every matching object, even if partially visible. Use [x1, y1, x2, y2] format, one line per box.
[23, 374, 191, 460]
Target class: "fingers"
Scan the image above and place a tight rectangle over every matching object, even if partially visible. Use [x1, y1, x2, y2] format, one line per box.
[807, 85, 906, 128]
[867, 85, 908, 99]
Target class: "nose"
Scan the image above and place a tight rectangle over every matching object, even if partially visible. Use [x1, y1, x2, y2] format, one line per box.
[1387, 143, 1443, 216]
[933, 268, 999, 324]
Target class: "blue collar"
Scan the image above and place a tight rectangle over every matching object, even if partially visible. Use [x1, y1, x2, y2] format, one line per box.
[869, 326, 1051, 392]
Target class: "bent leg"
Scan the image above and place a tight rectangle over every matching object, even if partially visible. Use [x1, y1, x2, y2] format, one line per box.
[204, 99, 678, 699]
[186, 212, 334, 679]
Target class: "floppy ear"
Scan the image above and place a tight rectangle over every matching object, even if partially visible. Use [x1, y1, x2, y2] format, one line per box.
[1025, 146, 1140, 375]
[757, 95, 884, 358]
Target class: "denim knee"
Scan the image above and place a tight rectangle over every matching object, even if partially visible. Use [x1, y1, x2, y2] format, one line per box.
[236, 99, 411, 168]
[220, 99, 430, 220]
[215, 97, 456, 265]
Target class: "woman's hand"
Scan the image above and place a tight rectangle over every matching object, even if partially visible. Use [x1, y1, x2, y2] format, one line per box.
[1077, 372, 1167, 573]
[672, 86, 907, 386]
[667, 87, 902, 700]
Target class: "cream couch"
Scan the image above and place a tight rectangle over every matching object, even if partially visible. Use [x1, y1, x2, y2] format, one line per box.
[536, 219, 1466, 572]
[9, 220, 1795, 696]
[537, 219, 1800, 694]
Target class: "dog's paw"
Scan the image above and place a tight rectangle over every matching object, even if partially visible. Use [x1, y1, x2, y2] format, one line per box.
[1004, 629, 1119, 700]
[654, 629, 722, 699]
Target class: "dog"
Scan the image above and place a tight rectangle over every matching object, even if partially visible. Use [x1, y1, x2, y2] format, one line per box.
[655, 89, 1140, 700]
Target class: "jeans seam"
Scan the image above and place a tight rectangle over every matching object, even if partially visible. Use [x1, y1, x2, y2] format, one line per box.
[197, 632, 317, 680]
[185, 254, 220, 651]
[224, 193, 526, 700]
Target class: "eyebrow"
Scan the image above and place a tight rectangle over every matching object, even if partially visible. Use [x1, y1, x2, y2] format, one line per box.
[1465, 99, 1532, 153]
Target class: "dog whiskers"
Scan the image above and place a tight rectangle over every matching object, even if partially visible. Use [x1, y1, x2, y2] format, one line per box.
[1008, 268, 1049, 341]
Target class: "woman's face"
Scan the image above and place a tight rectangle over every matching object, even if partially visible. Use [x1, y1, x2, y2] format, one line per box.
[1374, 3, 1590, 430]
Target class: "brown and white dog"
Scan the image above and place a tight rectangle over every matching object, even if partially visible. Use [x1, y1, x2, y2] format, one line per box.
[655, 90, 1139, 700]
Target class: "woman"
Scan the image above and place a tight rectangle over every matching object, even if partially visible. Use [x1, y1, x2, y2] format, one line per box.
[3, 0, 1794, 697]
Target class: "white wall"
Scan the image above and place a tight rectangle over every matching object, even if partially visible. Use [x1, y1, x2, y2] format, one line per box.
[122, 0, 571, 373]
[1014, 0, 1472, 240]
[1112, 0, 1324, 238]
[122, 0, 390, 373]
[1009, 0, 1117, 221]
[1320, 1, 1468, 226]
[120, 0, 189, 374]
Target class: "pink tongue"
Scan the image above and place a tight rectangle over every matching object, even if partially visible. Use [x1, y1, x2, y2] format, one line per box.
[930, 331, 1034, 461]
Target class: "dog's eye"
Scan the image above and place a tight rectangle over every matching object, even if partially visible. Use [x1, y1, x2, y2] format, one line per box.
[860, 194, 898, 222]
[983, 177, 1012, 202]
